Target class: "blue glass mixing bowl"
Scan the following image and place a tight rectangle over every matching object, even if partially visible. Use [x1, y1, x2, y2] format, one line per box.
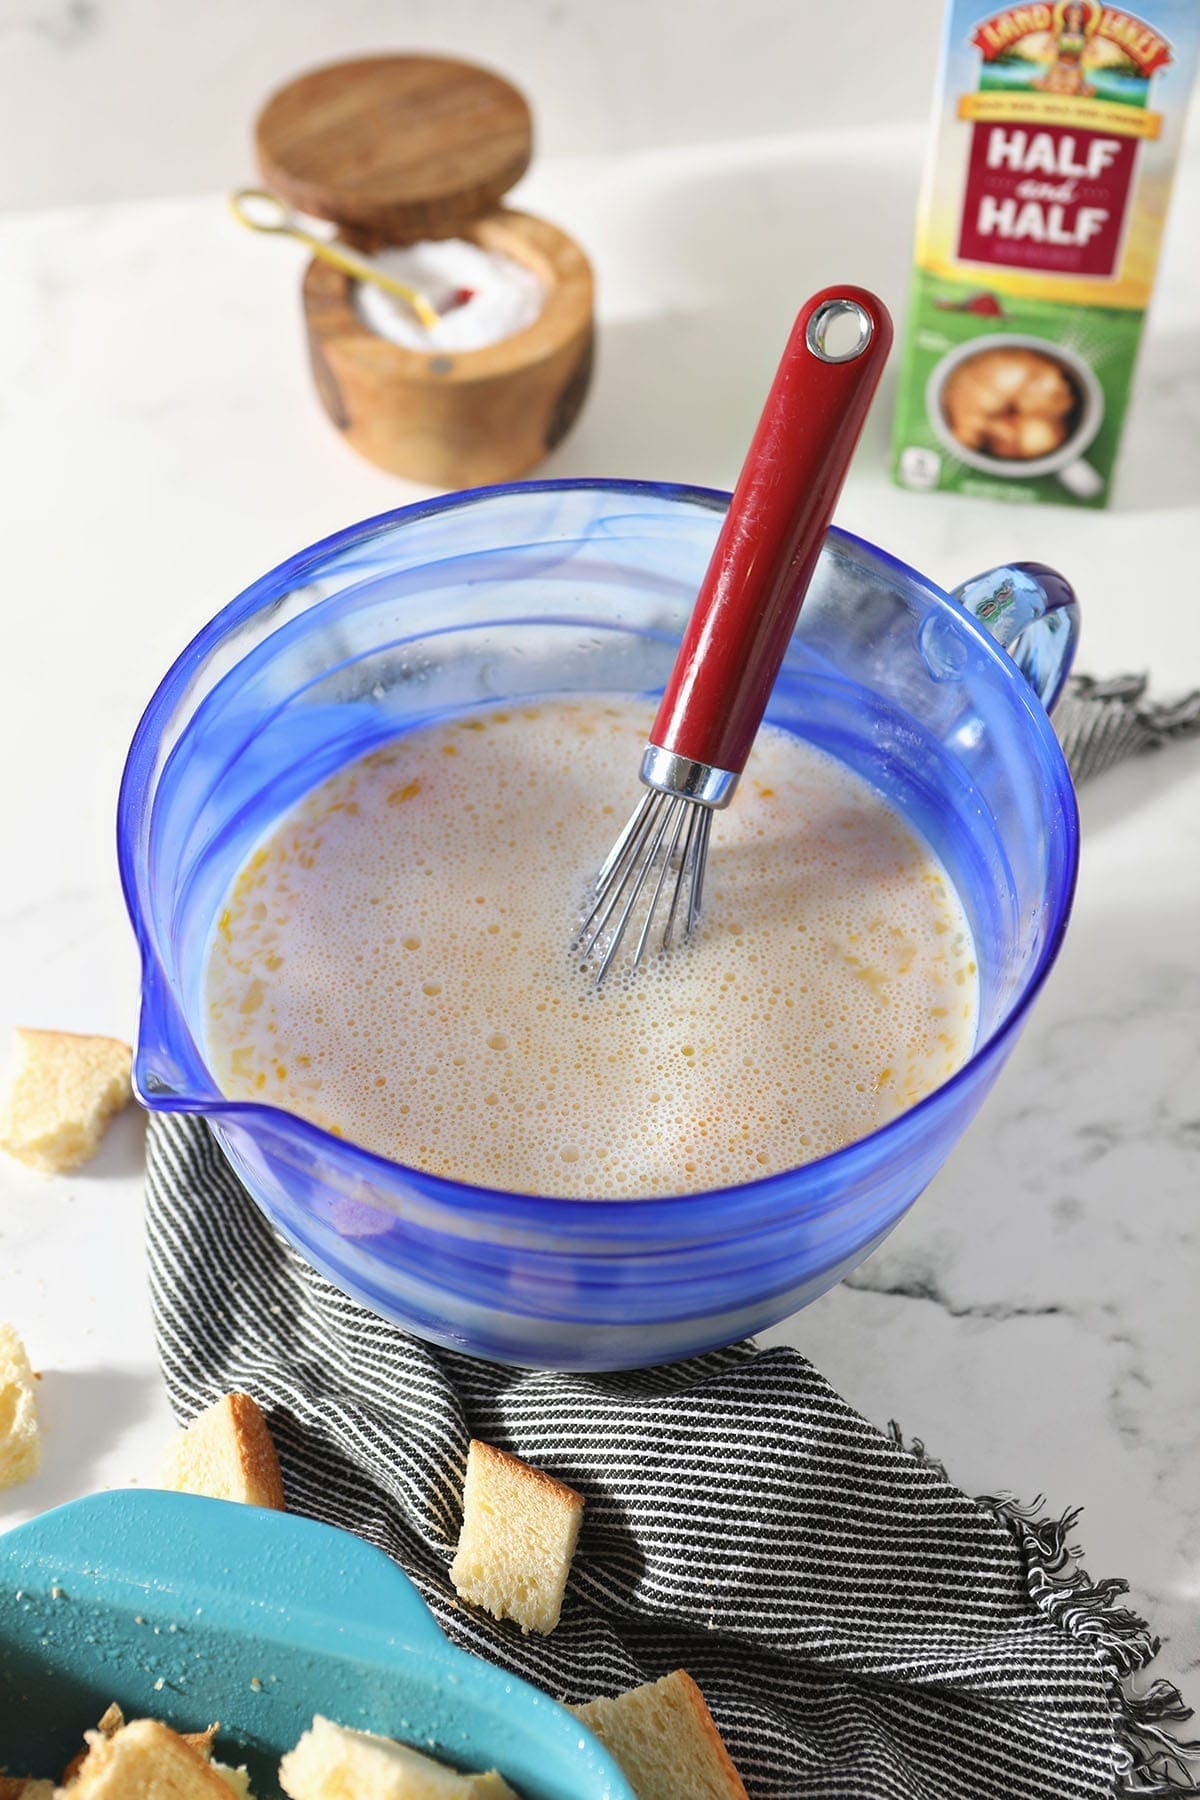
[118, 480, 1079, 1370]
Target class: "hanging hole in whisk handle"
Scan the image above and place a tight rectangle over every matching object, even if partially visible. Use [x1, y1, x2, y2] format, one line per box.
[805, 298, 875, 364]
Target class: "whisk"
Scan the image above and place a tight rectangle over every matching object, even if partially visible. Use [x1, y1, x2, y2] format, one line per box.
[576, 286, 893, 982]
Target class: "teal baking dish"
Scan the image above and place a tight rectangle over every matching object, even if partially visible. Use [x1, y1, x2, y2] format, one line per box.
[0, 1490, 634, 1797]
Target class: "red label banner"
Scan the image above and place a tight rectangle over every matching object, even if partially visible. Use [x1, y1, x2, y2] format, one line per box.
[956, 119, 1138, 275]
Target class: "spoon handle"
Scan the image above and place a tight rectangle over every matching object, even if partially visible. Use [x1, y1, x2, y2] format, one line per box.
[228, 188, 441, 329]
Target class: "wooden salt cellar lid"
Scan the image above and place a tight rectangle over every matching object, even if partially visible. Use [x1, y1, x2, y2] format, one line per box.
[256, 54, 533, 241]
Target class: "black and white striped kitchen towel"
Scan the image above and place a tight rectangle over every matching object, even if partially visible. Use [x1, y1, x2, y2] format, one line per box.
[145, 675, 1200, 1800]
[1053, 672, 1200, 782]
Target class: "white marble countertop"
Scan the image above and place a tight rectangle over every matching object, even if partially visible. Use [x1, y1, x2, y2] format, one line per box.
[1, 125, 1197, 1699]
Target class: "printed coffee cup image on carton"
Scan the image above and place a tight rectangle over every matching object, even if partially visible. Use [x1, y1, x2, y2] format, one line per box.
[925, 331, 1105, 498]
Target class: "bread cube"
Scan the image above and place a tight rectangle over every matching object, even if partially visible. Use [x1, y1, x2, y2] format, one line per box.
[449, 1440, 583, 1636]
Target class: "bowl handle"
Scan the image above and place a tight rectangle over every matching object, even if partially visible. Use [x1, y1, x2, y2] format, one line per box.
[2, 1489, 450, 1655]
[950, 562, 1079, 714]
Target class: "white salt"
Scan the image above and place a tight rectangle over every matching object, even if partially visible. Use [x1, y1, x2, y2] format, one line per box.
[354, 238, 545, 353]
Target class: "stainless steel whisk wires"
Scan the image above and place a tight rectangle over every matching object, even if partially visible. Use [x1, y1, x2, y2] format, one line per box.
[574, 286, 894, 984]
[573, 782, 713, 983]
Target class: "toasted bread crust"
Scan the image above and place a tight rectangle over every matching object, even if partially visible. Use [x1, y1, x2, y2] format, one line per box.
[574, 1668, 749, 1800]
[159, 1392, 285, 1510]
[66, 1720, 232, 1800]
[223, 1392, 286, 1510]
[13, 1028, 130, 1054]
[466, 1439, 585, 1512]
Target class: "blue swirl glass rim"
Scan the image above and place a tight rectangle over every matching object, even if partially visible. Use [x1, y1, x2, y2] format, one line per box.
[117, 477, 1080, 1237]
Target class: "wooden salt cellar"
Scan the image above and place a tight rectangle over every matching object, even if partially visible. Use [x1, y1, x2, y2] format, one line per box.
[256, 55, 595, 486]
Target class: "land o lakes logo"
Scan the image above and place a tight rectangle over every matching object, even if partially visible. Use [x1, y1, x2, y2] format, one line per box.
[970, 5, 1171, 77]
[955, 3, 1172, 275]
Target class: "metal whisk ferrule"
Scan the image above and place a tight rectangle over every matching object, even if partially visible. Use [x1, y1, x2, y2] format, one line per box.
[574, 749, 738, 984]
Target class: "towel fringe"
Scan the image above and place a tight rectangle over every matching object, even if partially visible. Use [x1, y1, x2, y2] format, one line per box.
[1066, 673, 1200, 740]
[887, 1428, 1199, 1796]
[982, 1491, 1200, 1797]
[885, 1418, 950, 1482]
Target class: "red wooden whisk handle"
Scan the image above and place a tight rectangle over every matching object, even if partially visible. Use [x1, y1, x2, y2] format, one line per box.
[648, 287, 893, 782]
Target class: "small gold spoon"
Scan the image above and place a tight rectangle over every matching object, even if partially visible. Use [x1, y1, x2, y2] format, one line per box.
[229, 187, 441, 330]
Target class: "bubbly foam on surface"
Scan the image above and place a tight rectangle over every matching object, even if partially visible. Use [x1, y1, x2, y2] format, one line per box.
[203, 698, 978, 1198]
